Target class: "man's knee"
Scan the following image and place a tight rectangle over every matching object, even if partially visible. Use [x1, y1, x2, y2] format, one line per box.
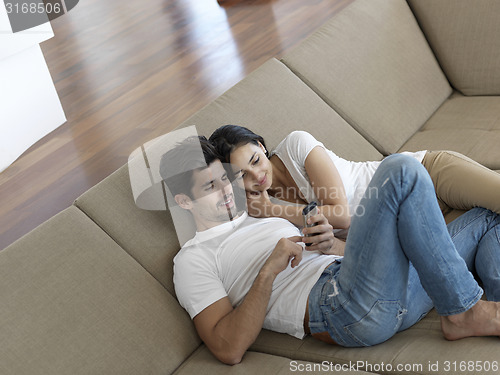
[376, 154, 432, 194]
[385, 153, 422, 167]
[382, 154, 427, 178]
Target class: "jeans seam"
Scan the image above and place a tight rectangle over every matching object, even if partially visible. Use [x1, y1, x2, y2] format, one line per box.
[438, 288, 483, 316]
[342, 300, 405, 347]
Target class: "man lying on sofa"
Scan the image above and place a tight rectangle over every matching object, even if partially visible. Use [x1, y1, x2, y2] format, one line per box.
[159, 135, 500, 365]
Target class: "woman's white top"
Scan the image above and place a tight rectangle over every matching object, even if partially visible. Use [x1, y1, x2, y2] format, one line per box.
[270, 131, 426, 218]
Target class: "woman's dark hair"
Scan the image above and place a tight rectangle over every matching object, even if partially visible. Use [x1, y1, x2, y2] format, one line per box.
[209, 125, 268, 163]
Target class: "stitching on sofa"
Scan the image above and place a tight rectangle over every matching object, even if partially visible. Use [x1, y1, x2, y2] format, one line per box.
[71, 201, 175, 298]
[279, 58, 388, 155]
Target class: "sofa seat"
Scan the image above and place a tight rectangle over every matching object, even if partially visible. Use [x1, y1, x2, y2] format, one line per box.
[0, 206, 201, 375]
[399, 92, 500, 170]
[249, 309, 500, 375]
[70, 32, 500, 372]
[3, 0, 500, 373]
[174, 346, 376, 375]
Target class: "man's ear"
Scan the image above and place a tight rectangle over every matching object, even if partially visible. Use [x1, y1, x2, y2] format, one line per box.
[174, 194, 193, 210]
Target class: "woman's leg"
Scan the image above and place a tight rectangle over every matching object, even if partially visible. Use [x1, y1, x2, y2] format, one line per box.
[422, 150, 500, 215]
[457, 210, 500, 301]
[477, 222, 500, 301]
[400, 207, 500, 331]
[314, 154, 483, 347]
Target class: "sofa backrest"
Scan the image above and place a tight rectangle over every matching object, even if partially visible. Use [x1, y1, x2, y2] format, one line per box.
[281, 0, 452, 156]
[180, 58, 382, 162]
[408, 0, 500, 96]
[74, 166, 180, 295]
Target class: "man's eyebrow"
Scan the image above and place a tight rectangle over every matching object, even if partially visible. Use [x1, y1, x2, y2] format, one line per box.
[248, 152, 257, 164]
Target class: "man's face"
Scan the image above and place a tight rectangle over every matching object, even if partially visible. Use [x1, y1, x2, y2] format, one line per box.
[184, 160, 238, 231]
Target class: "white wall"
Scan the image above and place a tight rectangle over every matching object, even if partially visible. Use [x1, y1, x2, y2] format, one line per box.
[0, 2, 66, 172]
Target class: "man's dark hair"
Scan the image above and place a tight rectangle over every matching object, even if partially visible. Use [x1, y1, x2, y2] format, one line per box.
[209, 125, 268, 163]
[159, 135, 220, 198]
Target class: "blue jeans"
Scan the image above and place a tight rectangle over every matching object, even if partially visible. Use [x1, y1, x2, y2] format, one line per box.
[308, 154, 500, 347]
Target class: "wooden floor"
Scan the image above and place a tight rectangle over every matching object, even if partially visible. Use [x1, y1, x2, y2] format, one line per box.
[0, 0, 353, 250]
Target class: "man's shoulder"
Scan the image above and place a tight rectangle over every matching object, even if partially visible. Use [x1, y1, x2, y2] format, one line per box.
[175, 227, 234, 265]
[174, 242, 219, 277]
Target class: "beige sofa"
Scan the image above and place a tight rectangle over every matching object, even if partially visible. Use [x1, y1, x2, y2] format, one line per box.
[2, 0, 500, 374]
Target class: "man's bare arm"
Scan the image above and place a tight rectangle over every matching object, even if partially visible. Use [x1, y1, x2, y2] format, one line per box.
[193, 236, 303, 365]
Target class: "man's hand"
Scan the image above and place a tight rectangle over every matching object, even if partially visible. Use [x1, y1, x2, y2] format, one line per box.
[260, 236, 303, 277]
[302, 213, 345, 256]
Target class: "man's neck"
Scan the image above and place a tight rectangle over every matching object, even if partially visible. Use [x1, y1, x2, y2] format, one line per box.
[194, 213, 242, 233]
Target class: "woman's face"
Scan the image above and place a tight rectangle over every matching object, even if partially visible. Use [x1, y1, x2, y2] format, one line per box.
[229, 142, 272, 193]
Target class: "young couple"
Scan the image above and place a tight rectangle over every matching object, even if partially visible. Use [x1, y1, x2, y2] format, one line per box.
[159, 126, 500, 365]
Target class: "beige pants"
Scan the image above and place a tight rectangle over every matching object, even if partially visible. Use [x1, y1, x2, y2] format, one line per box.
[422, 150, 500, 217]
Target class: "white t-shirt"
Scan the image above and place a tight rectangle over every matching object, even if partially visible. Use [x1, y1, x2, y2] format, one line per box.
[173, 212, 340, 339]
[270, 131, 427, 218]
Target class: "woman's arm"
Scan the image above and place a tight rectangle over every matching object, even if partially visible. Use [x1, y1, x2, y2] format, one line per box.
[304, 146, 351, 229]
[246, 146, 350, 229]
[245, 193, 344, 255]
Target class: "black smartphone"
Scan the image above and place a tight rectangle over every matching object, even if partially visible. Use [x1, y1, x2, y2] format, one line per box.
[302, 201, 318, 246]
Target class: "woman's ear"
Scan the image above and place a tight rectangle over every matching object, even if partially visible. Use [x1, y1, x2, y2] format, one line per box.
[174, 194, 193, 210]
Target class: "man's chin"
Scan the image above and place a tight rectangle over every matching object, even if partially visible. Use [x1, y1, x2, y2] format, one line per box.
[213, 205, 236, 222]
[225, 205, 239, 220]
[213, 213, 238, 225]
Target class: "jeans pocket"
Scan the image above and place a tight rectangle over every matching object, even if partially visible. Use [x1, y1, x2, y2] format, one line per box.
[343, 300, 406, 347]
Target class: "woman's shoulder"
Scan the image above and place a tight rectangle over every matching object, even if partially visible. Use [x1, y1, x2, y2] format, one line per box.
[287, 130, 316, 141]
[272, 131, 324, 163]
[276, 131, 320, 150]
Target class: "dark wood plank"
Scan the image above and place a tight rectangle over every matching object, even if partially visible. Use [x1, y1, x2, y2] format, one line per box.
[0, 0, 353, 250]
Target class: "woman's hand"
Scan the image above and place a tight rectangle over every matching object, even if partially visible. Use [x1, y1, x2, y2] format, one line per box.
[246, 190, 274, 218]
[302, 213, 345, 256]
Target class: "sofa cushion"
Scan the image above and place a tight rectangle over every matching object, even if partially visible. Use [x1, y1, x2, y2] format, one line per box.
[0, 206, 200, 375]
[250, 309, 500, 375]
[74, 166, 180, 295]
[281, 0, 452, 155]
[399, 92, 500, 170]
[174, 346, 376, 375]
[408, 0, 500, 96]
[180, 58, 383, 163]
